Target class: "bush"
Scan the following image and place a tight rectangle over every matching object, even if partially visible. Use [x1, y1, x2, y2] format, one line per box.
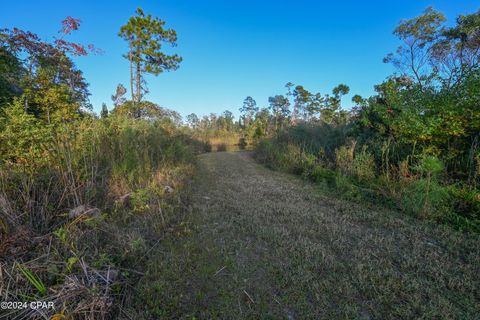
[415, 156, 444, 178]
[303, 164, 336, 184]
[402, 178, 451, 219]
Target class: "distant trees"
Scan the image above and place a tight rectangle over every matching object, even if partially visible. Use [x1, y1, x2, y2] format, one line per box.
[119, 8, 182, 107]
[226, 81, 352, 144]
[187, 110, 241, 142]
[186, 113, 200, 128]
[290, 84, 350, 124]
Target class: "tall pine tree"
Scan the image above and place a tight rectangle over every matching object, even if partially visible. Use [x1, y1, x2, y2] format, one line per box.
[119, 8, 182, 112]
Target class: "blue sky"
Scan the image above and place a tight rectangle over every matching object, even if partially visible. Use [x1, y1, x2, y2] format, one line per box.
[2, 1, 479, 118]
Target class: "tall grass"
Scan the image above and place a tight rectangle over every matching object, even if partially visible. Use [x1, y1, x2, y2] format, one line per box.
[0, 114, 201, 318]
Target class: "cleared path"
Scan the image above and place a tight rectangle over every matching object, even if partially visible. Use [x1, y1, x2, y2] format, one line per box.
[135, 152, 479, 319]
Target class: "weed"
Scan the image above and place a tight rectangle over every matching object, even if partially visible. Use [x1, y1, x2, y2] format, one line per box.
[18, 265, 47, 297]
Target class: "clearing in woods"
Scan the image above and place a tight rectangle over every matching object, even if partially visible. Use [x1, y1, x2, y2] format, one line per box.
[134, 151, 479, 319]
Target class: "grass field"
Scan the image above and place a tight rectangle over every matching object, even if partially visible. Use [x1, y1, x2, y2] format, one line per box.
[129, 151, 480, 319]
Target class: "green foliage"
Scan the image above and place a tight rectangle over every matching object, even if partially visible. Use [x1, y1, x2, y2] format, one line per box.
[268, 95, 290, 131]
[119, 8, 182, 104]
[18, 265, 47, 297]
[335, 144, 354, 176]
[0, 97, 52, 169]
[66, 256, 79, 272]
[1, 19, 93, 121]
[256, 134, 479, 231]
[131, 188, 151, 213]
[0, 112, 197, 232]
[402, 178, 451, 219]
[0, 107, 200, 317]
[384, 7, 446, 87]
[303, 164, 336, 184]
[53, 227, 67, 244]
[415, 156, 444, 177]
[0, 45, 23, 107]
[450, 186, 480, 222]
[352, 147, 376, 181]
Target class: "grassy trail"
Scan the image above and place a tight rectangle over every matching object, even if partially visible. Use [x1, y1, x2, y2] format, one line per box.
[134, 152, 479, 319]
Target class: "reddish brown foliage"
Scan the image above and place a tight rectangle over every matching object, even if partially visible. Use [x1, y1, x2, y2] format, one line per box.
[60, 16, 81, 35]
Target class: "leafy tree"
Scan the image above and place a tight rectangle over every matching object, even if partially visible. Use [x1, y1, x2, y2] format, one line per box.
[0, 17, 96, 123]
[285, 82, 294, 97]
[432, 10, 480, 88]
[351, 94, 367, 117]
[35, 84, 81, 123]
[384, 7, 446, 89]
[119, 8, 182, 106]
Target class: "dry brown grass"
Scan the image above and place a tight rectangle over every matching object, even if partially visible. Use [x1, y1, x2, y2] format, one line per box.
[133, 151, 480, 319]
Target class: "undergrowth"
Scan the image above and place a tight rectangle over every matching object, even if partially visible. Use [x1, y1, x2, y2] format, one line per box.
[255, 136, 480, 233]
[0, 112, 205, 319]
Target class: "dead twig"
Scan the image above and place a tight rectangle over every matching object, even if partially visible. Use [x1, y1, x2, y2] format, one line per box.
[243, 290, 254, 304]
[213, 265, 226, 276]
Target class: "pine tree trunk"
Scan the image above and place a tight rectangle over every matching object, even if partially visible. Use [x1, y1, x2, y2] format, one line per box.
[136, 61, 141, 106]
[129, 42, 135, 109]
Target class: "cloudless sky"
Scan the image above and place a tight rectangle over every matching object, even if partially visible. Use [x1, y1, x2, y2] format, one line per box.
[2, 1, 479, 118]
